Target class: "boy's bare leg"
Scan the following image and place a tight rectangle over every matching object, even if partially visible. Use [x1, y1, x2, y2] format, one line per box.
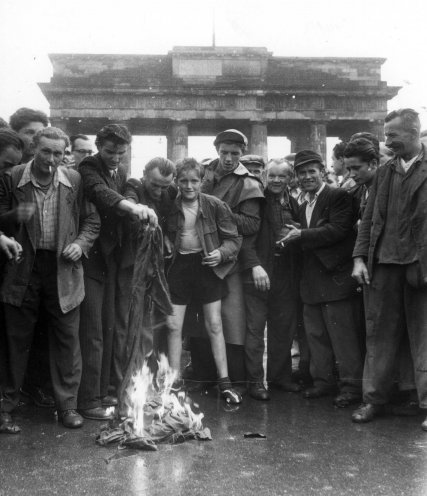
[167, 304, 187, 374]
[203, 300, 228, 378]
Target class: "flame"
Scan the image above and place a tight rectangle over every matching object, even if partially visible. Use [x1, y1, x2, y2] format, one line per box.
[127, 354, 204, 438]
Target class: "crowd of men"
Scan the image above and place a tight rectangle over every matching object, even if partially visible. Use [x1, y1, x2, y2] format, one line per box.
[0, 106, 426, 434]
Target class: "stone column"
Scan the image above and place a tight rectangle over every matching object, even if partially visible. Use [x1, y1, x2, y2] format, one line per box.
[250, 122, 268, 161]
[286, 122, 311, 154]
[167, 121, 188, 162]
[309, 121, 327, 160]
[369, 120, 385, 141]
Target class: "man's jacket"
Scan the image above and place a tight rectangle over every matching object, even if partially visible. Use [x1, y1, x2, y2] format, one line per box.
[166, 192, 242, 279]
[201, 159, 264, 271]
[254, 189, 301, 280]
[353, 145, 427, 281]
[0, 164, 100, 313]
[79, 154, 127, 280]
[299, 184, 358, 304]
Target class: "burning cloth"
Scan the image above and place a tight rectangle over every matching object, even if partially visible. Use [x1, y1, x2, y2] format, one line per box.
[98, 225, 211, 450]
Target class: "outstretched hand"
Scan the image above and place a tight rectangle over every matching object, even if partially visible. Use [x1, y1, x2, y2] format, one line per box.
[276, 224, 301, 248]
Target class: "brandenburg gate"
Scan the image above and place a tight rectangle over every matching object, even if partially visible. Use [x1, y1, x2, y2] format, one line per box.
[40, 46, 399, 162]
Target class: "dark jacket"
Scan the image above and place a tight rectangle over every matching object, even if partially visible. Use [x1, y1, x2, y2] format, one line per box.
[299, 184, 358, 304]
[254, 190, 301, 279]
[0, 164, 100, 312]
[353, 145, 427, 282]
[79, 154, 128, 280]
[121, 178, 178, 269]
[201, 159, 264, 271]
[166, 192, 242, 279]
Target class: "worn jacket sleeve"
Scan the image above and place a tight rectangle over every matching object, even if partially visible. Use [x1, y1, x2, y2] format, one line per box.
[232, 198, 262, 270]
[300, 190, 354, 250]
[215, 201, 242, 262]
[79, 161, 125, 211]
[73, 185, 101, 257]
[0, 174, 14, 235]
[352, 171, 378, 259]
[123, 178, 140, 204]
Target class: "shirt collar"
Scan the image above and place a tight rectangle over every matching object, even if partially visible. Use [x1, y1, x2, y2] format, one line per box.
[17, 162, 72, 189]
[303, 182, 326, 204]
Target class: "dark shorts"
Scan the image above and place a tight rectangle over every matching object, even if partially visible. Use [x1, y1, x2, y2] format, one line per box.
[168, 253, 228, 305]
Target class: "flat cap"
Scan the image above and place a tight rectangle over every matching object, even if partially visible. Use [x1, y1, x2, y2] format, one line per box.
[294, 150, 324, 169]
[214, 129, 248, 147]
[240, 155, 265, 167]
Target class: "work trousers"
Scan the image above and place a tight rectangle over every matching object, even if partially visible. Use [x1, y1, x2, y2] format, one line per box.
[1, 251, 81, 412]
[244, 260, 299, 384]
[304, 297, 363, 394]
[78, 253, 117, 409]
[363, 264, 427, 407]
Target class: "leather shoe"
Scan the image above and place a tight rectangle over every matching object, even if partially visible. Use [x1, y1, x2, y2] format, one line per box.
[333, 392, 362, 408]
[21, 386, 55, 408]
[0, 412, 21, 434]
[303, 386, 335, 399]
[79, 406, 115, 420]
[421, 416, 427, 431]
[101, 395, 118, 407]
[59, 409, 83, 429]
[248, 382, 270, 401]
[270, 382, 302, 393]
[351, 403, 385, 423]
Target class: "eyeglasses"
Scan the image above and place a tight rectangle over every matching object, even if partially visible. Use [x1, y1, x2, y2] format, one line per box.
[75, 149, 93, 155]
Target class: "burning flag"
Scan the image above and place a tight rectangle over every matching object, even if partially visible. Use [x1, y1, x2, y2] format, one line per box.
[96, 225, 211, 450]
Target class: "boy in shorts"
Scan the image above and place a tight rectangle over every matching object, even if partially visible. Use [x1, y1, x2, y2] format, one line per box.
[166, 158, 242, 404]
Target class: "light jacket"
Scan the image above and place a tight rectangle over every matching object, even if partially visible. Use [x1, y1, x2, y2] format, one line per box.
[0, 163, 100, 313]
[166, 192, 242, 279]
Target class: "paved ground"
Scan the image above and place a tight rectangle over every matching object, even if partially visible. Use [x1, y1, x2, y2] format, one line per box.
[1, 387, 427, 496]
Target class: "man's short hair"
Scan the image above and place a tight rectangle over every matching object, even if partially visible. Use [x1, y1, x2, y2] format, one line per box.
[332, 141, 347, 159]
[0, 129, 25, 154]
[350, 132, 379, 155]
[0, 117, 9, 129]
[95, 124, 132, 147]
[175, 157, 202, 179]
[344, 138, 379, 163]
[33, 127, 70, 148]
[385, 108, 421, 133]
[144, 157, 176, 177]
[70, 134, 90, 149]
[9, 107, 49, 132]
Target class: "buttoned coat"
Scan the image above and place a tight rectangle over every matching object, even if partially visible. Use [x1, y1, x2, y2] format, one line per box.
[353, 146, 427, 283]
[0, 164, 100, 313]
[299, 184, 358, 304]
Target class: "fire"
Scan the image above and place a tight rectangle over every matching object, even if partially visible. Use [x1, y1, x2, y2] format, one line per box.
[127, 354, 204, 438]
[96, 354, 210, 449]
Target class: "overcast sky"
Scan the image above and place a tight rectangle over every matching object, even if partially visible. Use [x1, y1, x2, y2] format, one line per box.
[1, 0, 426, 172]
